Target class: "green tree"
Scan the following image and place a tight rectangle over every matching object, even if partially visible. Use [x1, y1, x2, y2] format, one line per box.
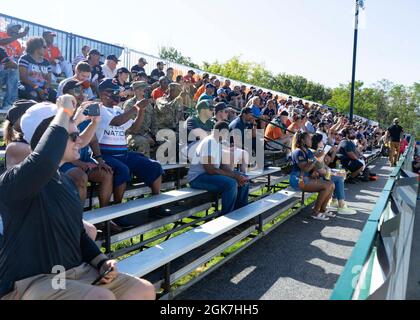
[203, 57, 332, 103]
[158, 46, 200, 69]
[203, 56, 252, 83]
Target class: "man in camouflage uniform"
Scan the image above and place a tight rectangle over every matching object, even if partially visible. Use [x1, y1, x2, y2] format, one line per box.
[123, 81, 157, 158]
[155, 83, 189, 132]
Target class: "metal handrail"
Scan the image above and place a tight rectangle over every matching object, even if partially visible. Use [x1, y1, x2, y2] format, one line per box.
[330, 141, 416, 300]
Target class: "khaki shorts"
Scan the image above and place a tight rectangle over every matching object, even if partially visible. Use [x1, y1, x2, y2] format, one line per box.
[1, 263, 140, 300]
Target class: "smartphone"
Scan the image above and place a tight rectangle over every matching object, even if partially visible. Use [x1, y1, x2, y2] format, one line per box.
[83, 103, 100, 117]
[324, 145, 332, 154]
[91, 266, 114, 285]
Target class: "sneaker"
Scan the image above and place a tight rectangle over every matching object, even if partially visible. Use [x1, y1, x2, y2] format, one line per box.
[337, 206, 357, 215]
[329, 199, 339, 208]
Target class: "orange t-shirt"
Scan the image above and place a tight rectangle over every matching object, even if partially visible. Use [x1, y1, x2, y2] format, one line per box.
[194, 85, 206, 101]
[265, 124, 284, 141]
[152, 87, 166, 100]
[0, 32, 23, 58]
[44, 45, 61, 62]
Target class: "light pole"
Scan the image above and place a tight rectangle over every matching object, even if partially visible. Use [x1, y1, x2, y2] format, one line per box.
[349, 0, 365, 123]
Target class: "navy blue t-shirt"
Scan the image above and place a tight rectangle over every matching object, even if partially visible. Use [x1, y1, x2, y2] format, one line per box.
[291, 148, 314, 176]
[262, 107, 276, 120]
[229, 117, 253, 147]
[337, 139, 357, 164]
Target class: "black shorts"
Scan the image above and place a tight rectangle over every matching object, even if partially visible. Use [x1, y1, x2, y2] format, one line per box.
[343, 159, 364, 173]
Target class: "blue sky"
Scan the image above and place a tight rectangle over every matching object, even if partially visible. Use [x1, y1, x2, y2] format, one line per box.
[1, 0, 419, 88]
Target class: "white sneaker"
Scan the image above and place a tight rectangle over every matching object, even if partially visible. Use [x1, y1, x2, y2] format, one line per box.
[337, 206, 357, 215]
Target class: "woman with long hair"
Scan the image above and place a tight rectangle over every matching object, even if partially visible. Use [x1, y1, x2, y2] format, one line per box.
[289, 132, 336, 221]
[311, 134, 357, 215]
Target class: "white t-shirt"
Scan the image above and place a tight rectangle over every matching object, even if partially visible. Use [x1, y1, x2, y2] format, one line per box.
[188, 135, 223, 182]
[96, 105, 133, 154]
[101, 64, 117, 79]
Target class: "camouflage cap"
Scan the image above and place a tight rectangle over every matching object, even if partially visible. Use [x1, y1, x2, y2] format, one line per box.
[131, 81, 148, 90]
[169, 83, 182, 92]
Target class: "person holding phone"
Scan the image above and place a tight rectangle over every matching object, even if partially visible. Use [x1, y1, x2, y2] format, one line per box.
[0, 95, 155, 300]
[124, 81, 157, 158]
[59, 80, 114, 209]
[92, 79, 164, 222]
[312, 134, 357, 215]
[289, 132, 336, 221]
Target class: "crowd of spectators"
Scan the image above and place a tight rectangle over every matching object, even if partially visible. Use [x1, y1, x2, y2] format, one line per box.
[0, 27, 413, 300]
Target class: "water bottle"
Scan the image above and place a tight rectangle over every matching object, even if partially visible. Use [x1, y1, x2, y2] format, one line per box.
[336, 160, 342, 170]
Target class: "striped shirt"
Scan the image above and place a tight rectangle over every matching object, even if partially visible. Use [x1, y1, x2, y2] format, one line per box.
[18, 54, 52, 88]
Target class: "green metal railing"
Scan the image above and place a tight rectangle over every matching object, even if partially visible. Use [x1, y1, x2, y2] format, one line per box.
[330, 140, 417, 300]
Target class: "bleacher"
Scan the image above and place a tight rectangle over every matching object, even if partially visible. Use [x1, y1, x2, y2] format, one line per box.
[75, 148, 379, 299]
[0, 13, 388, 300]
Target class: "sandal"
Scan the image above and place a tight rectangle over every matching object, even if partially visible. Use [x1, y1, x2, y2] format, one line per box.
[311, 212, 330, 221]
[322, 211, 337, 218]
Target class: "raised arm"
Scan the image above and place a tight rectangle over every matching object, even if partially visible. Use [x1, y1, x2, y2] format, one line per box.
[0, 96, 76, 204]
[109, 107, 138, 127]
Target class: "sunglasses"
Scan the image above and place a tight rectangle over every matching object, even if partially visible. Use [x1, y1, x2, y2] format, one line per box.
[105, 90, 121, 96]
[68, 132, 80, 142]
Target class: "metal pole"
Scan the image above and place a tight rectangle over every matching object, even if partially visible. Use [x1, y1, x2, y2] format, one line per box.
[349, 0, 360, 123]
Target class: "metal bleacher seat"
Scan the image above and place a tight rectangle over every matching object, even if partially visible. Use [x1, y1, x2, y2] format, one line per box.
[117, 191, 299, 292]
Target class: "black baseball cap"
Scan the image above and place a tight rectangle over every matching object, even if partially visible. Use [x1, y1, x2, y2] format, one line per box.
[6, 24, 22, 32]
[215, 102, 228, 114]
[6, 100, 37, 126]
[88, 49, 104, 57]
[98, 78, 120, 92]
[240, 107, 253, 116]
[107, 55, 120, 63]
[116, 67, 130, 74]
[280, 111, 289, 117]
[136, 71, 148, 79]
[42, 30, 57, 37]
[62, 80, 84, 94]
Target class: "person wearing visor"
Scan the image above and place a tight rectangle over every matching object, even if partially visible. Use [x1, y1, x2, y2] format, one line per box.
[0, 95, 155, 300]
[92, 79, 164, 222]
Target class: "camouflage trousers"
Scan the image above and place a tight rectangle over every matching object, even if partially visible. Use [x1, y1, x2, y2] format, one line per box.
[127, 134, 153, 158]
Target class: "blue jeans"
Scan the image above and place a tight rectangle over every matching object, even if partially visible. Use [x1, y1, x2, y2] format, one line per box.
[0, 68, 18, 108]
[18, 83, 57, 103]
[190, 173, 249, 215]
[102, 152, 163, 188]
[331, 175, 345, 201]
